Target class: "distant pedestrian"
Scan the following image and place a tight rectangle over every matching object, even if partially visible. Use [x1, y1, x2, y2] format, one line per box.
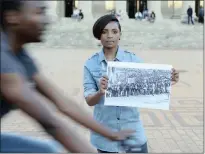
[187, 5, 194, 25]
[148, 11, 156, 23]
[79, 9, 84, 20]
[135, 11, 143, 20]
[198, 6, 204, 24]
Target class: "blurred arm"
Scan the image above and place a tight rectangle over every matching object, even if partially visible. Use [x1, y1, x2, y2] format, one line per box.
[33, 73, 116, 140]
[83, 66, 102, 106]
[0, 73, 96, 153]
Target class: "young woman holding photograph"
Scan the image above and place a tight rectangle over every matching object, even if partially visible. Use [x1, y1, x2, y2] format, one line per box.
[83, 14, 179, 153]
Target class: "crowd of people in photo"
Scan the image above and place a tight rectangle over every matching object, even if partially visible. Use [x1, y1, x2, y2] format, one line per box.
[106, 68, 171, 98]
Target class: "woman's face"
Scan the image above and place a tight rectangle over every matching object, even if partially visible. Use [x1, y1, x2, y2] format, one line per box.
[100, 21, 121, 49]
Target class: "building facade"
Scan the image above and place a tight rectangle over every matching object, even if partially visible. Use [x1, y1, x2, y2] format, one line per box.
[47, 0, 204, 20]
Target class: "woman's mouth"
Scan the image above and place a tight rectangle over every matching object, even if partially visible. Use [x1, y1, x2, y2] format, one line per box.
[106, 41, 114, 43]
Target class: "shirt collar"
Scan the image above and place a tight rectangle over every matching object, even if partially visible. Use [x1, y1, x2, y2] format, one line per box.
[98, 46, 124, 64]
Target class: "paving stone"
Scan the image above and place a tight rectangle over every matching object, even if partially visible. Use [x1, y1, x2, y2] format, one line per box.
[165, 138, 180, 151]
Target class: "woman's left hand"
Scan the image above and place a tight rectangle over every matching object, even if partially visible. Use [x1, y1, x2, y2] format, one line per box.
[171, 68, 179, 85]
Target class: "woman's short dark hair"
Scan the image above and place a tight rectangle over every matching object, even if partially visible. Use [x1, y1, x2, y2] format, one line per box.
[93, 14, 121, 40]
[0, 0, 23, 29]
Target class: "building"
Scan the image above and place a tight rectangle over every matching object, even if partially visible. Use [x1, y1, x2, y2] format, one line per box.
[48, 1, 204, 20]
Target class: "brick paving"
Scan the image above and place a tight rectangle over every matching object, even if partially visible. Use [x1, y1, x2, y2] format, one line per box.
[1, 48, 203, 153]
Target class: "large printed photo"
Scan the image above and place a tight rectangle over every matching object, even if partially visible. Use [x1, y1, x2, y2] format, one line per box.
[105, 62, 173, 110]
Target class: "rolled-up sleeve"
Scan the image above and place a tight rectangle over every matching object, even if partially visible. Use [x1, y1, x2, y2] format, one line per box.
[83, 66, 98, 98]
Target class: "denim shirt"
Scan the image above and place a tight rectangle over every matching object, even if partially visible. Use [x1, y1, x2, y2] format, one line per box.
[83, 47, 147, 152]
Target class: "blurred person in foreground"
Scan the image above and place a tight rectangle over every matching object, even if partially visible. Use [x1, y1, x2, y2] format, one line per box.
[83, 14, 179, 153]
[0, 1, 135, 153]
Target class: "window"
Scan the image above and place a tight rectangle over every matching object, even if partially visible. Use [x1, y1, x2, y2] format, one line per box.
[75, 0, 78, 8]
[168, 1, 182, 9]
[105, 1, 115, 10]
[200, 0, 204, 7]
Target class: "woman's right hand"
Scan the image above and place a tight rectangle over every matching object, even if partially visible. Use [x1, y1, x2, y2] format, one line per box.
[109, 129, 136, 141]
[98, 75, 109, 95]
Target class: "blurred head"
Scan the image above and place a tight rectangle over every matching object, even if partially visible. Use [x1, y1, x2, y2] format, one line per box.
[93, 15, 121, 49]
[0, 0, 49, 43]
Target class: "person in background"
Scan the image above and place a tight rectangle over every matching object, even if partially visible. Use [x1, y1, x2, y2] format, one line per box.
[198, 6, 204, 24]
[116, 10, 122, 21]
[149, 11, 156, 23]
[78, 9, 84, 21]
[72, 6, 80, 19]
[135, 11, 143, 20]
[83, 14, 179, 153]
[187, 5, 194, 25]
[142, 6, 148, 19]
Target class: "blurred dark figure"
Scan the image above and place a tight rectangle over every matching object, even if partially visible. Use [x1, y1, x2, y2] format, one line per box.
[198, 6, 204, 23]
[142, 6, 148, 19]
[187, 5, 194, 25]
[79, 9, 84, 20]
[149, 11, 156, 23]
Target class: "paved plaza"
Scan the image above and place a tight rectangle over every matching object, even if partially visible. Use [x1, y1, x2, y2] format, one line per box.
[1, 47, 203, 153]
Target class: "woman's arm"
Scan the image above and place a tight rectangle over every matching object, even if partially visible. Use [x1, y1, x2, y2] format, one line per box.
[83, 66, 102, 106]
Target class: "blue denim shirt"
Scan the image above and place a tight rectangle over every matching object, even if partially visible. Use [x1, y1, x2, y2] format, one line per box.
[83, 47, 147, 152]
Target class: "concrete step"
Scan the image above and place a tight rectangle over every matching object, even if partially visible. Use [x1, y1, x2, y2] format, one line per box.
[28, 18, 203, 50]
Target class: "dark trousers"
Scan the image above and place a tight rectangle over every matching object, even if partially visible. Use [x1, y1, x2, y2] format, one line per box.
[188, 15, 194, 24]
[198, 15, 204, 23]
[97, 142, 148, 153]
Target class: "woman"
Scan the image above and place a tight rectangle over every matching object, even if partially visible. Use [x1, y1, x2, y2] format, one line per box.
[83, 15, 179, 153]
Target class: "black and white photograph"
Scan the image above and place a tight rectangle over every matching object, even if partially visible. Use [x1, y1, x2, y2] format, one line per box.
[105, 62, 173, 110]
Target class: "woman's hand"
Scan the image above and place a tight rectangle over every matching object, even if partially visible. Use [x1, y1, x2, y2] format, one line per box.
[109, 129, 136, 141]
[171, 68, 179, 85]
[98, 75, 109, 95]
